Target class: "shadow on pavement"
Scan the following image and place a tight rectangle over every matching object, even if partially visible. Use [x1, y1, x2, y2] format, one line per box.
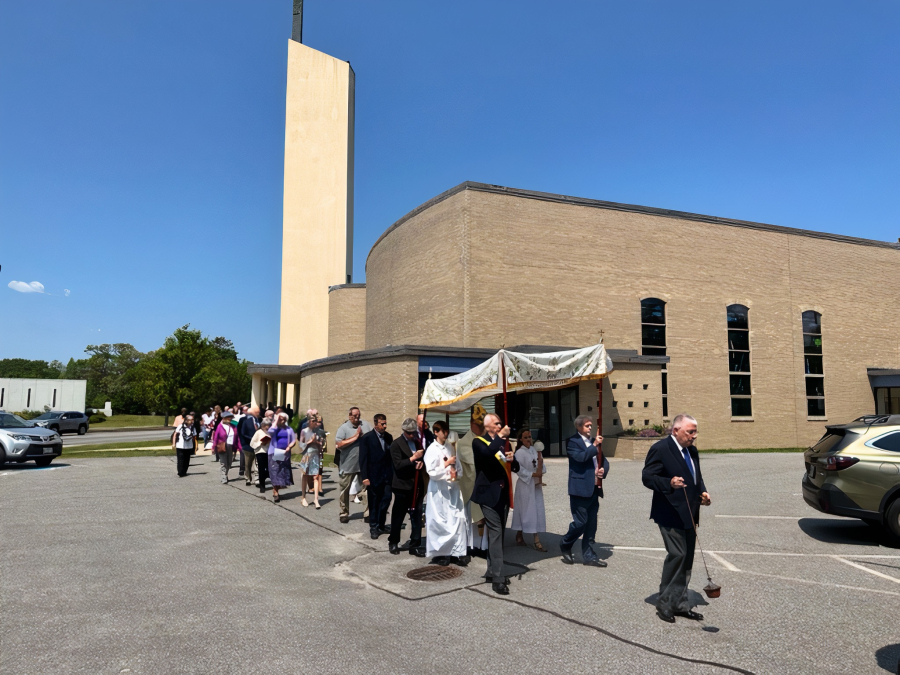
[643, 590, 710, 611]
[875, 643, 900, 673]
[798, 517, 898, 548]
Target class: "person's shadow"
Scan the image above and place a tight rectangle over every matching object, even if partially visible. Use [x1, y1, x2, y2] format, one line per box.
[500, 532, 616, 568]
[875, 644, 900, 673]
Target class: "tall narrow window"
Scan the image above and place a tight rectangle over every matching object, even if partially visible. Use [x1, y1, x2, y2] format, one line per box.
[27, 388, 31, 408]
[641, 298, 667, 418]
[727, 305, 752, 417]
[641, 298, 666, 356]
[0, 388, 4, 407]
[52, 389, 57, 408]
[803, 311, 825, 416]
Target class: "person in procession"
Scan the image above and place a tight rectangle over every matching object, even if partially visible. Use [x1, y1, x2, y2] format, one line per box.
[238, 405, 261, 486]
[416, 413, 435, 451]
[267, 412, 296, 503]
[424, 420, 470, 566]
[250, 418, 272, 493]
[641, 414, 711, 624]
[560, 415, 609, 567]
[511, 429, 547, 551]
[334, 407, 372, 524]
[470, 413, 514, 595]
[455, 403, 487, 557]
[359, 414, 394, 539]
[298, 414, 325, 509]
[388, 417, 427, 556]
[212, 410, 242, 484]
[172, 412, 197, 477]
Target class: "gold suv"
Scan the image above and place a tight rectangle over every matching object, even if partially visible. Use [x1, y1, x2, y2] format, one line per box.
[803, 415, 900, 537]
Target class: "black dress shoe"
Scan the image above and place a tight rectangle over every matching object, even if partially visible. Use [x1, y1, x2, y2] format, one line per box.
[389, 543, 400, 555]
[583, 559, 608, 568]
[431, 557, 450, 566]
[491, 582, 510, 595]
[561, 551, 576, 565]
[409, 546, 426, 557]
[377, 525, 390, 534]
[398, 540, 413, 552]
[339, 516, 349, 524]
[656, 609, 676, 623]
[674, 610, 704, 621]
[370, 531, 379, 540]
[452, 555, 470, 567]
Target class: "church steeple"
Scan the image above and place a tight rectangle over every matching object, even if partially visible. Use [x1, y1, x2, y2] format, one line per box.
[292, 0, 303, 42]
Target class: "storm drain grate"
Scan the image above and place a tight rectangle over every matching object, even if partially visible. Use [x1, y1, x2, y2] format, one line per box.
[406, 565, 463, 582]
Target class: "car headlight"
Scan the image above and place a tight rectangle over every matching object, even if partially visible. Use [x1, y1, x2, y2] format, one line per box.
[10, 434, 31, 441]
[34, 421, 48, 427]
[50, 434, 61, 441]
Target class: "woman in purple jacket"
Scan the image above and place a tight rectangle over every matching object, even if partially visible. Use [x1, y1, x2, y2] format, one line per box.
[212, 411, 242, 484]
[268, 413, 297, 502]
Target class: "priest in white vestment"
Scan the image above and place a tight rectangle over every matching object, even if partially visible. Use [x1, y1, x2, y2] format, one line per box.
[511, 430, 547, 551]
[424, 420, 471, 565]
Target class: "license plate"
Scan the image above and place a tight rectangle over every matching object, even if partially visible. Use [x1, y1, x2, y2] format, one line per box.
[43, 447, 54, 454]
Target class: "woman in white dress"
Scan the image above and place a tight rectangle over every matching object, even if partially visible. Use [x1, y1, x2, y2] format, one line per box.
[512, 429, 547, 551]
[424, 420, 471, 566]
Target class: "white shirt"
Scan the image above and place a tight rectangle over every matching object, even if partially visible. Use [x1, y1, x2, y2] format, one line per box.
[671, 436, 696, 481]
[580, 433, 599, 472]
[174, 424, 196, 450]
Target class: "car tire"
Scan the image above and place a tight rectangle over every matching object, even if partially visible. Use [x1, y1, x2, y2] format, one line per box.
[51, 425, 60, 433]
[0, 446, 5, 466]
[34, 457, 53, 467]
[885, 498, 900, 540]
[77, 425, 87, 435]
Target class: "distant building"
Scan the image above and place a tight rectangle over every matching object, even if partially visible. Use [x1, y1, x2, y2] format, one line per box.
[0, 378, 86, 413]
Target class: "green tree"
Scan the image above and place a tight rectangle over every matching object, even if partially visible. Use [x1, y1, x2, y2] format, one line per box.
[135, 326, 251, 415]
[67, 344, 148, 413]
[0, 358, 62, 379]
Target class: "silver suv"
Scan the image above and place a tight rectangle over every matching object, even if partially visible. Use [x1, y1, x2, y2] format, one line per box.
[0, 413, 63, 466]
[32, 411, 90, 435]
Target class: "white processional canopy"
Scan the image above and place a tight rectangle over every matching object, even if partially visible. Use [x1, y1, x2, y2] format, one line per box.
[420, 343, 614, 414]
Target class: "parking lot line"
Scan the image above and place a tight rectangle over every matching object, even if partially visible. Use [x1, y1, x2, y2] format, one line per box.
[708, 551, 741, 571]
[715, 515, 802, 519]
[600, 546, 900, 559]
[832, 555, 900, 584]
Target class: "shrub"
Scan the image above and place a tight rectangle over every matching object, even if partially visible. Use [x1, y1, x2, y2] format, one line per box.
[89, 412, 108, 424]
[12, 410, 43, 420]
[622, 427, 640, 436]
[637, 428, 661, 437]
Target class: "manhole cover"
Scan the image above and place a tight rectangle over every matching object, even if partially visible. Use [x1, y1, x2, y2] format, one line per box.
[406, 565, 463, 582]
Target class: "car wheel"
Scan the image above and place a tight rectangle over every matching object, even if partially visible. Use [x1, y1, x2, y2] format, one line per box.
[51, 425, 60, 433]
[0, 446, 5, 466]
[77, 425, 87, 435]
[34, 457, 53, 467]
[885, 498, 900, 539]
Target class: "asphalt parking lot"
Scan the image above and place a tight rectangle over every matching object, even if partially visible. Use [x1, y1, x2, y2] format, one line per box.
[2, 453, 898, 674]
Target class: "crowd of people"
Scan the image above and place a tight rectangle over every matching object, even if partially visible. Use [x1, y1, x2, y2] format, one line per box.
[171, 402, 712, 621]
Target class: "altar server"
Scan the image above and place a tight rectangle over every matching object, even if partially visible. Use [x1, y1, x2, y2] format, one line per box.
[511, 430, 547, 551]
[424, 420, 471, 565]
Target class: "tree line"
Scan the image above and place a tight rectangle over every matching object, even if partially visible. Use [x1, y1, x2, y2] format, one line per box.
[0, 325, 252, 415]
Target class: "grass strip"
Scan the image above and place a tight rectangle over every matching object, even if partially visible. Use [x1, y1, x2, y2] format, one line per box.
[89, 414, 167, 428]
[65, 439, 176, 452]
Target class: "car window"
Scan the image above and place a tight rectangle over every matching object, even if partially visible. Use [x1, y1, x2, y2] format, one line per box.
[871, 432, 900, 453]
[811, 432, 846, 454]
[0, 413, 29, 428]
[36, 412, 59, 420]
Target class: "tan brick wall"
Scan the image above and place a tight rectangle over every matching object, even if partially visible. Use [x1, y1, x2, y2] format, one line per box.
[363, 186, 900, 450]
[297, 357, 419, 446]
[328, 286, 367, 356]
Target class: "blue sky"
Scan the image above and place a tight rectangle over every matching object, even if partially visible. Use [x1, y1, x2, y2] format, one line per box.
[1, 1, 897, 365]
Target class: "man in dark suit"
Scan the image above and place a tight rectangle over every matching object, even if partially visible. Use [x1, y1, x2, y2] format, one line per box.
[237, 405, 261, 487]
[388, 417, 426, 556]
[416, 413, 435, 451]
[642, 413, 711, 624]
[471, 413, 514, 595]
[560, 415, 610, 567]
[359, 414, 394, 540]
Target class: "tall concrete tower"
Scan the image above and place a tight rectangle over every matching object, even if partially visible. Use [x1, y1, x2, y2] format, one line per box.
[279, 0, 354, 365]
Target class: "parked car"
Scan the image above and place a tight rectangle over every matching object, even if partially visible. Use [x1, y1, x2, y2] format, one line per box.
[32, 411, 90, 435]
[803, 414, 900, 538]
[0, 413, 63, 466]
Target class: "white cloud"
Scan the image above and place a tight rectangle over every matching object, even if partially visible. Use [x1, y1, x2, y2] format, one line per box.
[8, 280, 45, 294]
[64, 289, 71, 297]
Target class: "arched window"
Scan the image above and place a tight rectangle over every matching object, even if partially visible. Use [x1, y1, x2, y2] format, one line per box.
[641, 298, 668, 417]
[727, 305, 751, 417]
[802, 311, 825, 416]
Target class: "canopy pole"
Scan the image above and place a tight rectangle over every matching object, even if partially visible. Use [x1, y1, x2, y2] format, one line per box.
[500, 354, 513, 506]
[596, 379, 603, 488]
